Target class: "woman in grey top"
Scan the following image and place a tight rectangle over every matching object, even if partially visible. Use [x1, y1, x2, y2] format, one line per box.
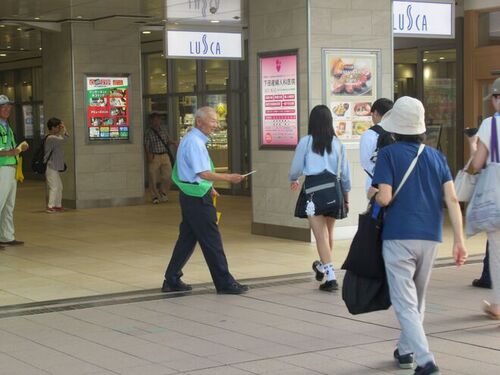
[44, 117, 69, 213]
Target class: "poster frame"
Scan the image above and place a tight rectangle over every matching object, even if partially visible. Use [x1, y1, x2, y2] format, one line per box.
[84, 73, 131, 144]
[322, 48, 382, 143]
[257, 49, 300, 150]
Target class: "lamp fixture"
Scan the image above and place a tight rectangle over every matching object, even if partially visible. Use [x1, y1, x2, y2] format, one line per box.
[210, 20, 220, 23]
[142, 30, 152, 34]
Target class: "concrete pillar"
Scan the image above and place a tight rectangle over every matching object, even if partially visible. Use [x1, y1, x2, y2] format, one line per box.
[41, 21, 144, 208]
[249, 0, 393, 241]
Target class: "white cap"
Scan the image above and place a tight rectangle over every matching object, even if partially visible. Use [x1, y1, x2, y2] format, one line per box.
[380, 96, 426, 135]
[0, 95, 14, 106]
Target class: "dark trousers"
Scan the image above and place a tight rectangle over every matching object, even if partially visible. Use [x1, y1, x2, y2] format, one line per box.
[480, 242, 491, 284]
[164, 191, 235, 290]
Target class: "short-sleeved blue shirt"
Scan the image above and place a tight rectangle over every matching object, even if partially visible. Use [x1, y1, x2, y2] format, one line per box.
[176, 127, 212, 183]
[372, 142, 452, 242]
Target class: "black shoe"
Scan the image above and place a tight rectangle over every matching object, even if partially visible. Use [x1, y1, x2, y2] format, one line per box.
[393, 349, 415, 369]
[161, 279, 192, 293]
[217, 282, 249, 295]
[319, 280, 338, 292]
[0, 240, 24, 246]
[414, 361, 440, 375]
[312, 260, 324, 281]
[472, 278, 492, 289]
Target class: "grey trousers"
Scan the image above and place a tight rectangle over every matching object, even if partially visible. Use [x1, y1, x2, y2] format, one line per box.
[383, 239, 439, 367]
[487, 230, 500, 305]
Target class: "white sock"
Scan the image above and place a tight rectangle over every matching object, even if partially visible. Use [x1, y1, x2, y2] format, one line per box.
[315, 262, 324, 273]
[323, 263, 336, 281]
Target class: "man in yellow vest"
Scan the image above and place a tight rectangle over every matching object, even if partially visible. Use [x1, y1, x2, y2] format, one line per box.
[0, 95, 29, 248]
[161, 106, 249, 294]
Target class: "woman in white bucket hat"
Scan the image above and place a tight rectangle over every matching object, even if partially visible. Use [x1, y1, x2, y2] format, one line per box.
[369, 96, 467, 375]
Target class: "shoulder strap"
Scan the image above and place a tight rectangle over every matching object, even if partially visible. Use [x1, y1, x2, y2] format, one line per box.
[151, 128, 169, 149]
[335, 138, 342, 178]
[491, 116, 499, 163]
[370, 124, 385, 135]
[391, 144, 425, 202]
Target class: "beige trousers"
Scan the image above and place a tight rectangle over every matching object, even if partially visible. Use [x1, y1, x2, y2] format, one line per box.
[46, 166, 63, 208]
[148, 153, 172, 199]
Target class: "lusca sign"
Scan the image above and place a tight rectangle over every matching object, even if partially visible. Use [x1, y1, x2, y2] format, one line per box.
[165, 30, 243, 59]
[393, 0, 454, 38]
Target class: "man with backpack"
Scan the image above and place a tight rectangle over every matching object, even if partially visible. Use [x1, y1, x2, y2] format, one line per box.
[0, 95, 28, 247]
[359, 98, 394, 192]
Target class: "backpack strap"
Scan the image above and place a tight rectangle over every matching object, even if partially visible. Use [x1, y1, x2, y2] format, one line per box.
[370, 124, 385, 135]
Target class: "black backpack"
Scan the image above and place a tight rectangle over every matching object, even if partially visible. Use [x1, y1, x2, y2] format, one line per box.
[31, 136, 52, 174]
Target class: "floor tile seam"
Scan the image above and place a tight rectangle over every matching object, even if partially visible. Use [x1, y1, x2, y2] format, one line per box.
[0, 320, 130, 374]
[3, 314, 186, 373]
[427, 335, 500, 364]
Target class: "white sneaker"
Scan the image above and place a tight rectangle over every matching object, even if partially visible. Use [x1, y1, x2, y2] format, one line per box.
[160, 193, 169, 202]
[152, 197, 160, 204]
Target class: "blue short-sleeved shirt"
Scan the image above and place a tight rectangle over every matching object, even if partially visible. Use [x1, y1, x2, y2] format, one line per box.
[176, 127, 212, 183]
[372, 142, 452, 242]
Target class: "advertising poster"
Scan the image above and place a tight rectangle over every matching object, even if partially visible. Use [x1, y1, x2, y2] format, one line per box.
[323, 50, 379, 142]
[259, 52, 298, 148]
[22, 104, 34, 139]
[86, 76, 129, 141]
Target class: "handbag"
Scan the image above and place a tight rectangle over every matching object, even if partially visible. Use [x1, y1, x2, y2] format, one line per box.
[341, 143, 425, 315]
[294, 138, 346, 219]
[466, 117, 500, 236]
[454, 159, 477, 202]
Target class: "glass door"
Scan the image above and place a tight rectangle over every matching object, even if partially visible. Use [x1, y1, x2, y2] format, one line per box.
[422, 49, 457, 173]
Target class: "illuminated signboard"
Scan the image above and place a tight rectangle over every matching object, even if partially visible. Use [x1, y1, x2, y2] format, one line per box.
[165, 30, 243, 59]
[86, 76, 129, 141]
[393, 0, 455, 38]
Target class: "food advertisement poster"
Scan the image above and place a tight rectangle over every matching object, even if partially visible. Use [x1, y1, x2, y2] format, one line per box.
[86, 76, 129, 141]
[323, 49, 379, 142]
[259, 51, 298, 148]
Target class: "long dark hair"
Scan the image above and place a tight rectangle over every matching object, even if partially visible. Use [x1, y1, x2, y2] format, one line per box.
[308, 105, 335, 155]
[394, 133, 426, 144]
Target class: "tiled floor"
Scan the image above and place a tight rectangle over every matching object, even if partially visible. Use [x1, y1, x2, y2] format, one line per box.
[0, 181, 488, 307]
[0, 264, 498, 375]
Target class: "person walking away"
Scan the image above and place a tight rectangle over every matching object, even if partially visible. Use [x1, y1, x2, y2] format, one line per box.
[359, 98, 393, 192]
[0, 94, 29, 247]
[370, 96, 467, 375]
[289, 105, 351, 292]
[44, 117, 69, 213]
[466, 77, 500, 319]
[161, 106, 250, 295]
[144, 112, 174, 204]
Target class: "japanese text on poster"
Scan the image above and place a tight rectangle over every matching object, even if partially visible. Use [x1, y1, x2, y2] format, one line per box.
[260, 53, 298, 147]
[324, 50, 378, 142]
[86, 76, 129, 141]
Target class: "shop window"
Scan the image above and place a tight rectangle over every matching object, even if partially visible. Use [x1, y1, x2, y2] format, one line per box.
[394, 49, 417, 100]
[478, 11, 500, 47]
[20, 69, 32, 102]
[145, 53, 167, 95]
[0, 70, 15, 98]
[173, 60, 196, 92]
[174, 95, 198, 139]
[204, 60, 229, 90]
[32, 67, 43, 101]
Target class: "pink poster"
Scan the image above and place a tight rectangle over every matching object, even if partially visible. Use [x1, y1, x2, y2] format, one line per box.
[260, 54, 298, 147]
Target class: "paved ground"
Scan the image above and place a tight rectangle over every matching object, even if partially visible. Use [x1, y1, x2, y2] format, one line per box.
[0, 262, 498, 375]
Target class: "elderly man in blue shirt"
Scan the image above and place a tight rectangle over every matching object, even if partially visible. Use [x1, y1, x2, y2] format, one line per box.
[161, 106, 249, 295]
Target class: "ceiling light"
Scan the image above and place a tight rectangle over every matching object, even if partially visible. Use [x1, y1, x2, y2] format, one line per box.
[439, 56, 445, 60]
[34, 17, 40, 20]
[76, 16, 83, 19]
[210, 20, 220, 23]
[17, 27, 22, 31]
[142, 30, 152, 34]
[423, 58, 427, 62]
[0, 25, 5, 28]
[7, 46, 11, 49]
[39, 47, 42, 50]
[0, 53, 6, 57]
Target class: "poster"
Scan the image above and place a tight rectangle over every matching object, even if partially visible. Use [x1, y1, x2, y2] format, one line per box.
[323, 50, 379, 142]
[86, 76, 129, 141]
[22, 104, 34, 139]
[259, 52, 298, 148]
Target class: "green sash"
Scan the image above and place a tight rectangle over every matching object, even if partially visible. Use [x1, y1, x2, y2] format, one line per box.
[172, 160, 215, 197]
